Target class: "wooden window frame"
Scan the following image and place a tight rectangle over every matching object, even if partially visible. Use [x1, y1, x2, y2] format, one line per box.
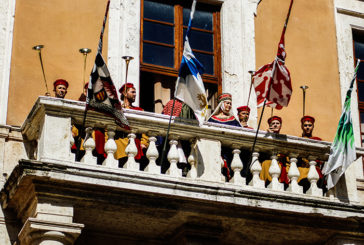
[139, 0, 222, 88]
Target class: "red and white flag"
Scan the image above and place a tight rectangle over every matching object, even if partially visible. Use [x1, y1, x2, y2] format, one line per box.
[252, 0, 293, 110]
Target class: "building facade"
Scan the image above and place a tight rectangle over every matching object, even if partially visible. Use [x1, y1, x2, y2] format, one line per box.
[0, 0, 364, 244]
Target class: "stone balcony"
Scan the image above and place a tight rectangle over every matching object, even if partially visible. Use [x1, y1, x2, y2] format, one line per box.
[1, 96, 364, 244]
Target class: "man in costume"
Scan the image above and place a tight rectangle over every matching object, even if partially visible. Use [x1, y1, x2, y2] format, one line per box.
[267, 115, 282, 133]
[115, 83, 149, 168]
[237, 105, 252, 129]
[53, 79, 68, 99]
[260, 116, 290, 187]
[208, 93, 241, 181]
[300, 115, 322, 140]
[297, 115, 324, 192]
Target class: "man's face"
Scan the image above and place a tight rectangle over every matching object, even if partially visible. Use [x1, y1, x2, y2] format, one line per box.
[302, 121, 314, 135]
[55, 85, 67, 98]
[269, 120, 282, 133]
[222, 100, 232, 114]
[124, 87, 136, 103]
[238, 110, 250, 123]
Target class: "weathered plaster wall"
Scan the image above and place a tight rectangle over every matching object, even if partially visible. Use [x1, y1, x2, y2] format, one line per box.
[7, 0, 109, 126]
[255, 0, 341, 141]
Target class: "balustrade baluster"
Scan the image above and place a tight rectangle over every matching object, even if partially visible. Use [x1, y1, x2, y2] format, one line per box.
[307, 156, 323, 196]
[249, 152, 265, 188]
[167, 138, 182, 177]
[287, 153, 303, 193]
[103, 128, 118, 168]
[81, 127, 97, 165]
[124, 132, 139, 170]
[268, 154, 284, 191]
[229, 148, 245, 186]
[187, 140, 197, 179]
[145, 136, 160, 174]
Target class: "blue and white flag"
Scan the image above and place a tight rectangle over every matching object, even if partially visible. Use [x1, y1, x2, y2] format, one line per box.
[322, 60, 360, 190]
[174, 0, 208, 126]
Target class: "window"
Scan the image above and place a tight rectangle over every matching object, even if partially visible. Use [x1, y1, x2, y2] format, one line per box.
[353, 29, 364, 146]
[140, 0, 221, 112]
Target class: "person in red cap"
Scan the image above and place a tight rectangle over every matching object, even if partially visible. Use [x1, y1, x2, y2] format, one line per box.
[300, 115, 322, 140]
[237, 106, 252, 129]
[119, 83, 142, 110]
[297, 115, 324, 192]
[260, 116, 290, 188]
[53, 79, 69, 99]
[115, 83, 148, 168]
[267, 116, 282, 133]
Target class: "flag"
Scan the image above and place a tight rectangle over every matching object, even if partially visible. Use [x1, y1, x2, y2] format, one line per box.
[85, 0, 129, 129]
[322, 61, 360, 190]
[252, 0, 293, 110]
[174, 0, 208, 126]
[87, 53, 129, 128]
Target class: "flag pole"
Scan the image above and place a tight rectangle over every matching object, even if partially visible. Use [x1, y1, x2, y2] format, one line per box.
[245, 0, 294, 175]
[76, 0, 110, 161]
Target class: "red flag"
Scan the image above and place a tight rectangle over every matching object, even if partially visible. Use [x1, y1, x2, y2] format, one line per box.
[252, 0, 293, 110]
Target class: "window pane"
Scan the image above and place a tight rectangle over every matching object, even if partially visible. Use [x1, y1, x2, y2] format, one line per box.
[195, 52, 214, 75]
[184, 29, 213, 52]
[144, 0, 174, 23]
[143, 43, 174, 67]
[360, 112, 364, 133]
[354, 42, 364, 80]
[183, 9, 213, 31]
[358, 82, 364, 102]
[143, 21, 174, 45]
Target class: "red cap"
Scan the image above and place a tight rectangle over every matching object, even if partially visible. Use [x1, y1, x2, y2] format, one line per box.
[217, 93, 232, 104]
[119, 83, 135, 93]
[301, 115, 315, 124]
[53, 79, 69, 88]
[268, 116, 282, 125]
[237, 106, 250, 113]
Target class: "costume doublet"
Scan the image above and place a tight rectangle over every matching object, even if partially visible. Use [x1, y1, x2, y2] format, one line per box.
[208, 115, 241, 127]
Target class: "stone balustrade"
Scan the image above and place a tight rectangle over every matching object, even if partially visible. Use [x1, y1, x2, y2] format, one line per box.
[20, 97, 364, 201]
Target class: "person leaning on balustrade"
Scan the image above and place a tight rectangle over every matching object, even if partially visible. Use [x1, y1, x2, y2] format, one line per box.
[114, 83, 149, 169]
[296, 115, 325, 193]
[259, 116, 290, 187]
[53, 79, 69, 99]
[208, 93, 242, 181]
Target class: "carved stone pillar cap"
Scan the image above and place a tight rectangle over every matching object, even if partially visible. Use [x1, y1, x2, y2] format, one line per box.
[19, 217, 84, 245]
